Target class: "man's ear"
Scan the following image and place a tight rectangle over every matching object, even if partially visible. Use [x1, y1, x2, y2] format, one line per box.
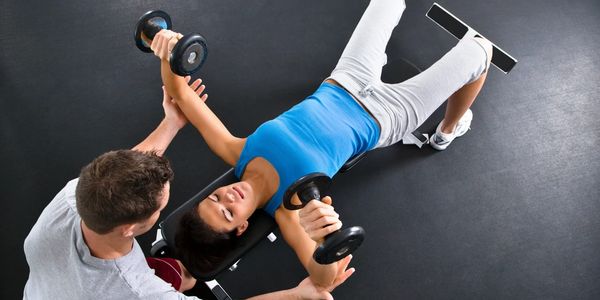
[235, 221, 249, 236]
[119, 223, 137, 238]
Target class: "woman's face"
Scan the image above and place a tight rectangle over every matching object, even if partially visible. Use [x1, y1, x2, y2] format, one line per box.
[196, 181, 255, 235]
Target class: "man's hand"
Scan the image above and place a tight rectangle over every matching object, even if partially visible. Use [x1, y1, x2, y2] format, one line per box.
[162, 76, 208, 130]
[298, 196, 342, 244]
[150, 29, 183, 61]
[292, 255, 355, 300]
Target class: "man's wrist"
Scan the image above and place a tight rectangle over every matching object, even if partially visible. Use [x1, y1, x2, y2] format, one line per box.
[160, 118, 184, 133]
[282, 287, 300, 300]
[245, 286, 298, 300]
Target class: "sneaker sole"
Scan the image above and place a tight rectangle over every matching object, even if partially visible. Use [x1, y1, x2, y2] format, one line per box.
[430, 135, 451, 150]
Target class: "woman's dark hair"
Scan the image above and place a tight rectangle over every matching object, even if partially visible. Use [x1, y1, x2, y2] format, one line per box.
[175, 204, 238, 275]
[76, 150, 174, 234]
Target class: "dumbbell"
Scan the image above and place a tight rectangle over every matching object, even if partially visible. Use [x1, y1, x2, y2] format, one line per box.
[134, 10, 208, 76]
[283, 173, 365, 265]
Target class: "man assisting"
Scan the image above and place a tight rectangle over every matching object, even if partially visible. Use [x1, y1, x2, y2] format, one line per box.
[23, 78, 353, 299]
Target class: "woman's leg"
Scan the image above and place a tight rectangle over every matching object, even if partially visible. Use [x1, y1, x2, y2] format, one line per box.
[369, 36, 493, 148]
[428, 37, 493, 150]
[329, 0, 406, 85]
[440, 70, 488, 134]
[440, 37, 492, 133]
[326, 1, 493, 150]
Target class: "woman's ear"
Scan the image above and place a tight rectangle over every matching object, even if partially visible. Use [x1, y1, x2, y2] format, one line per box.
[235, 220, 249, 236]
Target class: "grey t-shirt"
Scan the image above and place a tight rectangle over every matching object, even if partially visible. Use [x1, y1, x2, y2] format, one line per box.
[23, 178, 200, 300]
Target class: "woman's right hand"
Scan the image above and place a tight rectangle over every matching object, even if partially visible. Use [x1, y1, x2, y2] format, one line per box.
[298, 196, 342, 244]
[150, 29, 183, 61]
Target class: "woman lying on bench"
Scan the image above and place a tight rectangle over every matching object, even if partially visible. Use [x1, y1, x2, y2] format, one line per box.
[152, 0, 492, 289]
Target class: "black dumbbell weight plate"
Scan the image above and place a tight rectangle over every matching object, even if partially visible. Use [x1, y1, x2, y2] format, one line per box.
[283, 173, 332, 210]
[314, 226, 365, 264]
[135, 10, 172, 53]
[170, 34, 208, 76]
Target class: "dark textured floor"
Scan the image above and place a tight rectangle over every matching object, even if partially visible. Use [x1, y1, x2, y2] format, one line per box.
[1, 0, 599, 299]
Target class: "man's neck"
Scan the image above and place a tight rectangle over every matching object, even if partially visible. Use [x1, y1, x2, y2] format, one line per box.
[80, 221, 134, 259]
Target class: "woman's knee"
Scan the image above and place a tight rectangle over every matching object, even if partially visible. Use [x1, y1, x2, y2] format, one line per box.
[472, 36, 493, 71]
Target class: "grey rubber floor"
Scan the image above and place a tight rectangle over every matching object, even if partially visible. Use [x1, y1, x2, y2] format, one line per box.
[1, 0, 599, 299]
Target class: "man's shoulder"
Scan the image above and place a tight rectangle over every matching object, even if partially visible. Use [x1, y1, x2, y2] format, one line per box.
[62, 178, 79, 208]
[44, 178, 80, 214]
[38, 178, 80, 224]
[24, 178, 80, 254]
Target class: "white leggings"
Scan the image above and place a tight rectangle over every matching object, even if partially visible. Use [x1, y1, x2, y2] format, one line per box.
[328, 0, 490, 148]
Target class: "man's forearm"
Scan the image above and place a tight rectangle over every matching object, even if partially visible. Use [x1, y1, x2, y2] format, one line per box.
[246, 288, 296, 300]
[132, 118, 180, 156]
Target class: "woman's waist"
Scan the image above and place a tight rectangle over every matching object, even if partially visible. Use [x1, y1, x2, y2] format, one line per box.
[323, 78, 381, 131]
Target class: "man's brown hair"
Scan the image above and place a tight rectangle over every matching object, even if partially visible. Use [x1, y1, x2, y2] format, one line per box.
[76, 150, 174, 234]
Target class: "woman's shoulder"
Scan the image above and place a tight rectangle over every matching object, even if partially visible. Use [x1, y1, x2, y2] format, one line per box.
[227, 137, 247, 166]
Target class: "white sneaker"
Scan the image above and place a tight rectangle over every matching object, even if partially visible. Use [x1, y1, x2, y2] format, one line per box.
[429, 109, 473, 151]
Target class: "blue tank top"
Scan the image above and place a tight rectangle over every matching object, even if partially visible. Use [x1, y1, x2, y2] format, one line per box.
[234, 82, 380, 216]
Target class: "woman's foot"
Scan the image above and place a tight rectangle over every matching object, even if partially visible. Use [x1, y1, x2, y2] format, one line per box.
[429, 109, 473, 151]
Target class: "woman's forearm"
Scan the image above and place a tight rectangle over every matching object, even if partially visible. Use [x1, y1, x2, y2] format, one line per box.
[160, 60, 189, 98]
[306, 254, 339, 288]
[277, 208, 341, 289]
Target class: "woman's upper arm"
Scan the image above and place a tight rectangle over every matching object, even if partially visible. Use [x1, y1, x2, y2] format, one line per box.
[223, 137, 246, 166]
[172, 87, 245, 166]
